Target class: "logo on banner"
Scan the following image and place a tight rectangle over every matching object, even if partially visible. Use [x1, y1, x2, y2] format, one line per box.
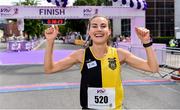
[0, 7, 18, 16]
[83, 8, 98, 17]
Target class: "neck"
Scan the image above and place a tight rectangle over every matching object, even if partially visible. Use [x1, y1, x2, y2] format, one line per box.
[91, 44, 108, 58]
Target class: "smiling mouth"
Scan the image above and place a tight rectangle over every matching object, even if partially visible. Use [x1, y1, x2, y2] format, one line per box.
[95, 34, 104, 38]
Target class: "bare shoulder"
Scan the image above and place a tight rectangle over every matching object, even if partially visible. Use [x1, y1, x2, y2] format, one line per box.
[69, 49, 85, 63]
[116, 48, 131, 62]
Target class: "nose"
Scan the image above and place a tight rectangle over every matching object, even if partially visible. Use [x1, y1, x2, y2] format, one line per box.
[97, 26, 102, 31]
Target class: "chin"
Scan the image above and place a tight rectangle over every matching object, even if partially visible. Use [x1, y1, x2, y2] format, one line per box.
[93, 41, 107, 45]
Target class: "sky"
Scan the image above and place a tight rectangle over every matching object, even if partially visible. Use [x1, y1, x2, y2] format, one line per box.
[0, 0, 75, 6]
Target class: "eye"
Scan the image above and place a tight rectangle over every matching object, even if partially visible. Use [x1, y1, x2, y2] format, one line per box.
[101, 25, 106, 28]
[91, 25, 98, 28]
[101, 24, 107, 28]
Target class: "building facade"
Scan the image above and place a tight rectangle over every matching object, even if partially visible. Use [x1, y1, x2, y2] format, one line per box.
[112, 0, 176, 39]
[175, 0, 180, 39]
[146, 0, 174, 38]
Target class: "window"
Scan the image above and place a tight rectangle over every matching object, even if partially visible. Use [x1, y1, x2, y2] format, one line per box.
[121, 19, 131, 37]
[165, 2, 174, 8]
[146, 17, 155, 23]
[165, 9, 174, 15]
[146, 0, 174, 37]
[156, 9, 164, 15]
[146, 9, 155, 15]
[156, 2, 164, 8]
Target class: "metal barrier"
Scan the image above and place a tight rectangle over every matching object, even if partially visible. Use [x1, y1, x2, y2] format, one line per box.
[116, 43, 180, 79]
[155, 48, 180, 69]
[116, 43, 180, 68]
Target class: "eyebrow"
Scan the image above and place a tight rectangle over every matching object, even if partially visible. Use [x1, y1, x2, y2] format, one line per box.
[91, 23, 97, 26]
[91, 23, 107, 26]
[101, 23, 106, 25]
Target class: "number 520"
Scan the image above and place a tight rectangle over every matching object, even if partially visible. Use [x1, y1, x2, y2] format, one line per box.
[94, 96, 108, 104]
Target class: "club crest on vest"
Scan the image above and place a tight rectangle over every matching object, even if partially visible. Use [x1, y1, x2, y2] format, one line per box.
[108, 58, 117, 70]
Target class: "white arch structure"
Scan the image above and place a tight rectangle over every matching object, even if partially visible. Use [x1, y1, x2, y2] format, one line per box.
[0, 6, 145, 44]
[0, 5, 166, 65]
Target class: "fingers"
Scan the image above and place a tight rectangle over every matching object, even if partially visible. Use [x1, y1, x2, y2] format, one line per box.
[45, 25, 59, 34]
[45, 27, 54, 34]
[135, 27, 150, 37]
[54, 25, 59, 31]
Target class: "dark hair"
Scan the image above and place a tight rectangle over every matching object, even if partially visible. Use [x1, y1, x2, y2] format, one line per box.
[87, 15, 111, 30]
[87, 15, 112, 46]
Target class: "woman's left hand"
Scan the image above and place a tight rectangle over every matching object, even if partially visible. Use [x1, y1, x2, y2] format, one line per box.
[135, 27, 151, 44]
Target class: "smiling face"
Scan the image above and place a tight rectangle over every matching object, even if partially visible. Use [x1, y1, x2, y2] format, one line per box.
[88, 16, 111, 45]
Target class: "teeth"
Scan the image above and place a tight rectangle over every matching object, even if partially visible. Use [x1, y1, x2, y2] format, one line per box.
[96, 35, 102, 37]
[95, 34, 103, 37]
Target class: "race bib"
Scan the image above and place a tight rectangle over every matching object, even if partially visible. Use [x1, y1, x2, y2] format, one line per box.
[87, 61, 97, 69]
[88, 87, 115, 109]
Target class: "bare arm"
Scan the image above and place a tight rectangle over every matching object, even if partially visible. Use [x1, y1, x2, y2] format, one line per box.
[118, 27, 159, 73]
[44, 47, 83, 74]
[118, 47, 159, 73]
[44, 39, 54, 74]
[44, 25, 83, 74]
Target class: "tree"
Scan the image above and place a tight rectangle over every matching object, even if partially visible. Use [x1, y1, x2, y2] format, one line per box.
[100, 0, 112, 6]
[24, 19, 45, 40]
[65, 19, 88, 35]
[15, 0, 44, 40]
[15, 0, 40, 6]
[73, 0, 97, 6]
[64, 0, 103, 35]
[73, 0, 112, 6]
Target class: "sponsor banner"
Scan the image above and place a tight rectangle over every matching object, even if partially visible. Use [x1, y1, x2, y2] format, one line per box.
[0, 6, 145, 19]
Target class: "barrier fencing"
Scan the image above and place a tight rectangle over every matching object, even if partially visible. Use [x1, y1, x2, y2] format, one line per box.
[116, 44, 180, 79]
[156, 49, 180, 69]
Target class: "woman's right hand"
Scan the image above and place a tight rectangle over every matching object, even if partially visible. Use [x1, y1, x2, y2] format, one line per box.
[45, 25, 59, 42]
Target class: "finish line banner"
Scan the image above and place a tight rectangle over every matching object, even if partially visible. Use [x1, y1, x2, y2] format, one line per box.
[0, 6, 145, 19]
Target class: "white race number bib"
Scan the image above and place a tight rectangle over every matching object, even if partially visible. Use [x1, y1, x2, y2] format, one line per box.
[88, 87, 115, 109]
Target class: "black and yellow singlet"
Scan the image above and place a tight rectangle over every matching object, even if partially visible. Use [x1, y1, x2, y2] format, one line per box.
[80, 46, 124, 109]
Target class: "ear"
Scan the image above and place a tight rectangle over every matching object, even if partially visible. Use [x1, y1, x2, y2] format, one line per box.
[87, 27, 90, 37]
[86, 24, 90, 34]
[108, 29, 111, 36]
[87, 30, 90, 36]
